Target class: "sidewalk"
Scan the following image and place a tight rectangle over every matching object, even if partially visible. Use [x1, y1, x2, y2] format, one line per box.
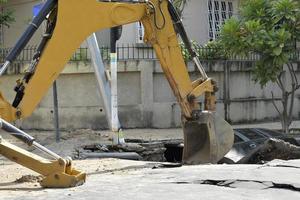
[233, 120, 300, 130]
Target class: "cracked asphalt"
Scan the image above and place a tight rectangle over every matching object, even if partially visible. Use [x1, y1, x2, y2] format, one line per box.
[0, 158, 300, 200]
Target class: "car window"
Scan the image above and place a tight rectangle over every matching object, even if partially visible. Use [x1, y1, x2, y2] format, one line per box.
[234, 134, 244, 143]
[236, 129, 265, 140]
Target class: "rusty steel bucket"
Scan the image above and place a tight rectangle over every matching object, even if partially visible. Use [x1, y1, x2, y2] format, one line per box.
[182, 111, 234, 164]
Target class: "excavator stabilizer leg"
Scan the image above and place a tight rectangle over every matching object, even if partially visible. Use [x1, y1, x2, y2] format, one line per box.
[0, 119, 86, 188]
[183, 111, 234, 164]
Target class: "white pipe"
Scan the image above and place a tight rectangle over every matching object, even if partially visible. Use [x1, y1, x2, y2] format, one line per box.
[0, 61, 10, 76]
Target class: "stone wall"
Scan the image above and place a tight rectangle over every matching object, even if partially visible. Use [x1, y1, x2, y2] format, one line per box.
[1, 60, 299, 130]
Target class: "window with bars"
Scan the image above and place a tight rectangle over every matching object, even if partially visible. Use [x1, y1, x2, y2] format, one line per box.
[208, 0, 234, 40]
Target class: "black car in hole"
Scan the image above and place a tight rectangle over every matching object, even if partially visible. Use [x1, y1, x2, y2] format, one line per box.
[164, 128, 299, 163]
[223, 128, 300, 163]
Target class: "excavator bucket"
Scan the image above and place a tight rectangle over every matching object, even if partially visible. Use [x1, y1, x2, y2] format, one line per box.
[182, 111, 234, 164]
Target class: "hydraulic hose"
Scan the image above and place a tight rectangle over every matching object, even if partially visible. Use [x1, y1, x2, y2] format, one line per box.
[167, 1, 208, 79]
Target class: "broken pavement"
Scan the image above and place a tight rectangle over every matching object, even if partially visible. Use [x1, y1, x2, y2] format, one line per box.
[1, 158, 300, 199]
[1, 128, 300, 199]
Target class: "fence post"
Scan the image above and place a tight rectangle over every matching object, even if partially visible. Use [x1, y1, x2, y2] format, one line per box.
[223, 61, 231, 122]
[110, 26, 125, 145]
[53, 81, 60, 142]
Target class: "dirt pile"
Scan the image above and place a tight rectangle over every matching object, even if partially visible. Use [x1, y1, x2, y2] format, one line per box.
[15, 175, 43, 183]
[239, 138, 300, 164]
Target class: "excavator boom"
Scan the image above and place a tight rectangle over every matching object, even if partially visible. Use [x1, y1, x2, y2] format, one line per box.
[0, 0, 233, 187]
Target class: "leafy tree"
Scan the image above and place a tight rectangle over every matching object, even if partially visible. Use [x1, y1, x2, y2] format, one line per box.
[0, 0, 14, 28]
[180, 40, 227, 62]
[219, 0, 300, 133]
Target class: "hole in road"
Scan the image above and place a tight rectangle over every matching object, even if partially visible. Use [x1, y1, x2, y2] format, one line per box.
[78, 139, 184, 163]
[164, 143, 183, 163]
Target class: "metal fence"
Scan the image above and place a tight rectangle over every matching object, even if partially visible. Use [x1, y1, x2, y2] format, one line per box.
[0, 44, 157, 63]
[0, 44, 299, 63]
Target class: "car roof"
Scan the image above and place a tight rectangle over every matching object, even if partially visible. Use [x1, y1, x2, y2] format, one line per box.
[234, 128, 283, 142]
[254, 128, 283, 137]
[234, 128, 266, 140]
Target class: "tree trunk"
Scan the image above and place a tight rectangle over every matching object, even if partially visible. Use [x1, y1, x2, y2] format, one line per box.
[274, 64, 300, 134]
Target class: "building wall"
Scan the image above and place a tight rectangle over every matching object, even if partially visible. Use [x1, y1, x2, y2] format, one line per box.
[1, 0, 239, 48]
[1, 60, 299, 130]
[184, 0, 239, 43]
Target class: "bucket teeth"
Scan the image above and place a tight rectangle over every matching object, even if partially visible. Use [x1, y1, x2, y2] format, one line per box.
[41, 170, 86, 188]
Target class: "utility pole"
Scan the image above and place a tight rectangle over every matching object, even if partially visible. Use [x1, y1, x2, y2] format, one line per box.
[110, 26, 124, 145]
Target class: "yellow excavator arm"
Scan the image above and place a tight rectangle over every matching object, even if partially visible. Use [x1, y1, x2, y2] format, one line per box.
[2, 0, 210, 120]
[0, 0, 234, 188]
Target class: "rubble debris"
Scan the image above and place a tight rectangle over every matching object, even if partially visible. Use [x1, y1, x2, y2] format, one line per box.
[139, 142, 166, 162]
[81, 152, 142, 160]
[118, 143, 146, 153]
[152, 163, 183, 169]
[15, 175, 43, 183]
[238, 138, 300, 164]
[75, 140, 184, 162]
[71, 133, 300, 165]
